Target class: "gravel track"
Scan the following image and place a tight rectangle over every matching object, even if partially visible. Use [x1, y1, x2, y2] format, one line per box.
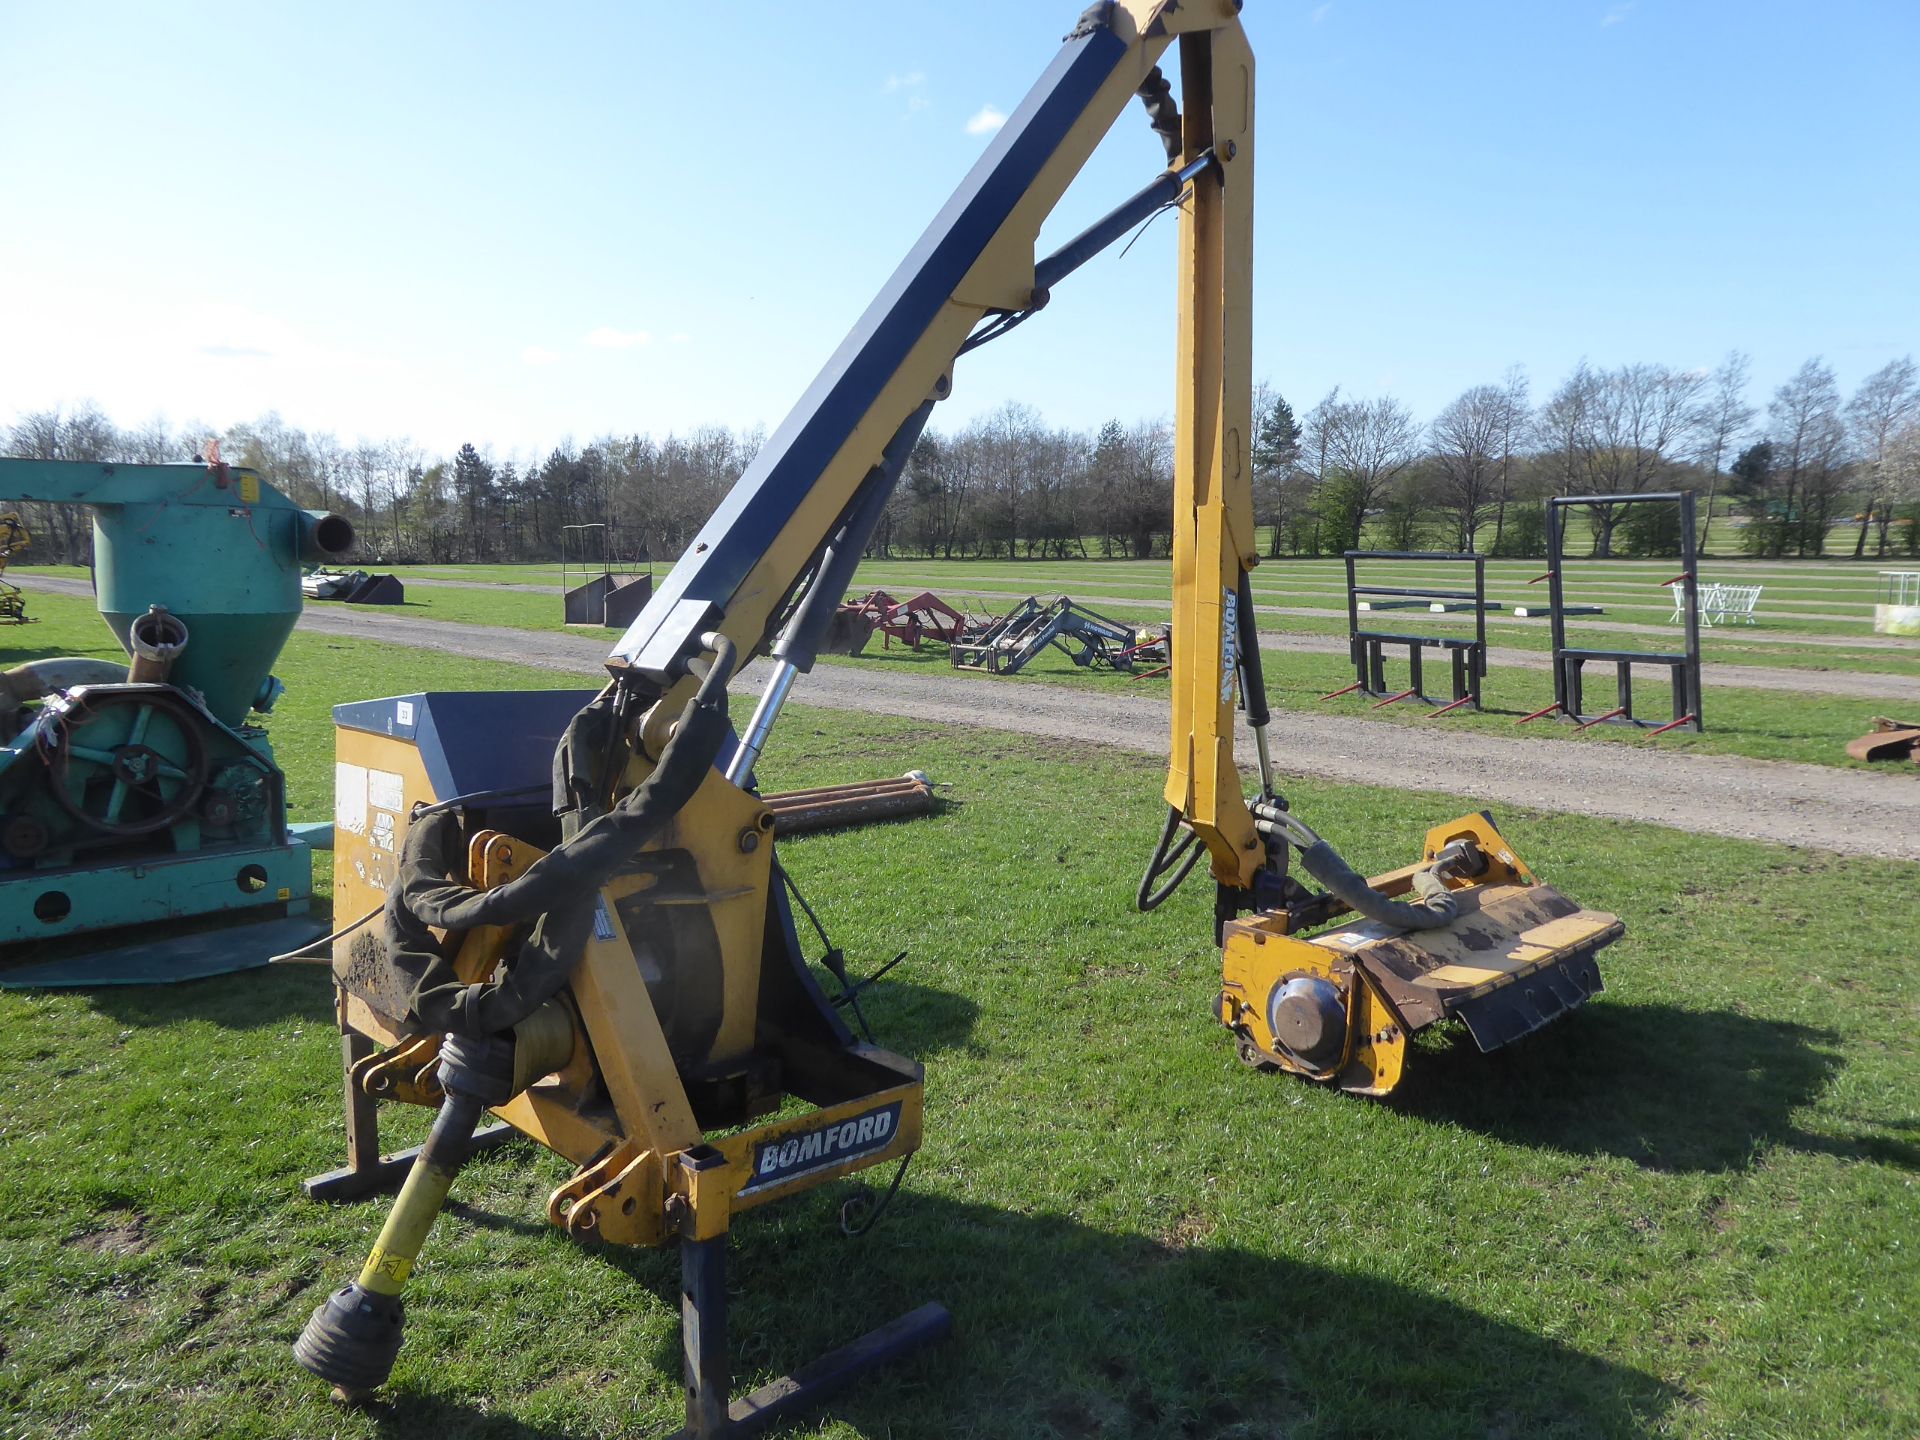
[18, 574, 1917, 860]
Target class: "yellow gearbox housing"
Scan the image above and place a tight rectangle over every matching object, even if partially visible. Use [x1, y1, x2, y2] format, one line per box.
[1219, 812, 1622, 1095]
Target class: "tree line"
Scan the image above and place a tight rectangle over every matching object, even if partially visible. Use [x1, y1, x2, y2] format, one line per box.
[7, 354, 1918, 566]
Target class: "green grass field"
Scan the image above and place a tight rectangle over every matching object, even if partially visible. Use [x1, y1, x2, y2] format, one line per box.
[2, 617, 1917, 1439]
[11, 567, 1914, 771]
[361, 557, 1920, 676]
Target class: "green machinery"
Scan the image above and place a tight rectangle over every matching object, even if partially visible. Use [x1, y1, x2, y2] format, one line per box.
[0, 456, 351, 983]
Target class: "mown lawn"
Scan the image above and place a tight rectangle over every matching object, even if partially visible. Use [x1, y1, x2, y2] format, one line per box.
[364, 560, 1920, 678]
[11, 579, 1913, 776]
[1, 627, 1916, 1439]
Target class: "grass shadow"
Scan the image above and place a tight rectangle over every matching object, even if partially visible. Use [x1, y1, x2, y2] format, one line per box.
[81, 962, 334, 1030]
[359, 1394, 580, 1440]
[0, 638, 120, 663]
[572, 1192, 1677, 1439]
[1391, 1001, 1913, 1173]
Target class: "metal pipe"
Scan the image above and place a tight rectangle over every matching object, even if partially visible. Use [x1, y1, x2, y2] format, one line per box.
[126, 605, 189, 684]
[1, 657, 129, 719]
[725, 660, 798, 785]
[299, 511, 356, 562]
[1250, 723, 1274, 795]
[765, 775, 934, 836]
[1033, 150, 1217, 293]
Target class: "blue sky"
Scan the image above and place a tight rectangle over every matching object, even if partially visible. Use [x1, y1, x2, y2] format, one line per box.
[1, 1, 1914, 459]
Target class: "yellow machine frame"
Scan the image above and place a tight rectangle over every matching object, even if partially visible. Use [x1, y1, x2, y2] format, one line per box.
[301, 3, 1620, 1432]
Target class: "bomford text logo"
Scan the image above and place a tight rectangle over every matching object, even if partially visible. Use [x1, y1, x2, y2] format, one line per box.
[741, 1102, 903, 1193]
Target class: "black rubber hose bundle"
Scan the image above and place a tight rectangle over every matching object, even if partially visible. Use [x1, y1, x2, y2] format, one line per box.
[381, 655, 734, 1037]
[1294, 840, 1459, 931]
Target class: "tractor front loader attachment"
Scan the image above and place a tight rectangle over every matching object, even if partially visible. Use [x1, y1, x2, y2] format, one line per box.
[1215, 812, 1622, 1096]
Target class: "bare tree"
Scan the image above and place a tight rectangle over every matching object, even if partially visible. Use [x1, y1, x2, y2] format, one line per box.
[6, 403, 120, 561]
[1845, 356, 1918, 557]
[382, 438, 422, 560]
[1429, 384, 1504, 551]
[1763, 358, 1850, 557]
[1885, 420, 1920, 554]
[1305, 392, 1419, 552]
[109, 415, 181, 464]
[1694, 351, 1755, 553]
[1486, 365, 1530, 553]
[1539, 362, 1706, 555]
[345, 440, 383, 554]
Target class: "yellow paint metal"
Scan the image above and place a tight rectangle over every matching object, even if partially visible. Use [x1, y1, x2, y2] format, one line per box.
[548, 1143, 666, 1246]
[355, 1155, 462, 1297]
[705, 1079, 925, 1218]
[566, 882, 705, 1159]
[491, 1088, 618, 1169]
[1164, 17, 1262, 887]
[1216, 811, 1617, 1094]
[675, 1151, 734, 1243]
[330, 726, 438, 975]
[1220, 919, 1407, 1095]
[351, 1032, 442, 1107]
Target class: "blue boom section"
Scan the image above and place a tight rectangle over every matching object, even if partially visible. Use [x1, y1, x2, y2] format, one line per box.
[609, 20, 1130, 680]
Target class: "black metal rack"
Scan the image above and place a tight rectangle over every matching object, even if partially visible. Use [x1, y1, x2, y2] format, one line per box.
[1521, 492, 1703, 735]
[1325, 551, 1487, 715]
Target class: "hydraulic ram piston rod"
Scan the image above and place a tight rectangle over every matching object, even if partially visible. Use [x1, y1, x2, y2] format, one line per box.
[726, 660, 798, 786]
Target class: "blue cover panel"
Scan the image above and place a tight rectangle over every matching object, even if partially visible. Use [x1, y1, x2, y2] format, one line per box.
[333, 691, 598, 801]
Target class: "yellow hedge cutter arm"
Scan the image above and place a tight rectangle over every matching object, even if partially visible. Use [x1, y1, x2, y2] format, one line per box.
[299, 2, 1621, 1432]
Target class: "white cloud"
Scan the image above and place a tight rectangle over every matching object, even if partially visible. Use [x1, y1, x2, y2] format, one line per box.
[907, 94, 931, 113]
[521, 345, 558, 366]
[965, 104, 1007, 136]
[583, 325, 650, 350]
[1310, 3, 1332, 23]
[668, 331, 690, 344]
[1601, 2, 1634, 24]
[883, 71, 925, 93]
[0, 279, 457, 446]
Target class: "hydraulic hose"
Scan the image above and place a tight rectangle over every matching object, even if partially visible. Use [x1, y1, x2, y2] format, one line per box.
[397, 634, 734, 933]
[377, 634, 736, 1037]
[1136, 803, 1204, 912]
[1294, 840, 1458, 931]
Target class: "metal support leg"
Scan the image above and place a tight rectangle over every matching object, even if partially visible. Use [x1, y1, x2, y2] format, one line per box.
[682, 1235, 731, 1438]
[1616, 662, 1633, 723]
[1407, 644, 1424, 702]
[343, 1027, 379, 1177]
[305, 1018, 519, 1202]
[668, 1232, 952, 1439]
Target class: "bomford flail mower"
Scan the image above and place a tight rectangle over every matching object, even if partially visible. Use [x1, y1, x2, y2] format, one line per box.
[296, 2, 1622, 1433]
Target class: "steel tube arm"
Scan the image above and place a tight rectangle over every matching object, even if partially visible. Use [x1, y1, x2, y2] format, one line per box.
[1163, 18, 1266, 889]
[606, 0, 1245, 704]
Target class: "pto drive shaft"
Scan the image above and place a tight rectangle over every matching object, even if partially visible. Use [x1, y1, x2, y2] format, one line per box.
[293, 1033, 516, 1399]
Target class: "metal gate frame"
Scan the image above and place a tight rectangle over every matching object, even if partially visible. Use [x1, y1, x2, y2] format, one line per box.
[1324, 550, 1487, 716]
[1523, 491, 1703, 735]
